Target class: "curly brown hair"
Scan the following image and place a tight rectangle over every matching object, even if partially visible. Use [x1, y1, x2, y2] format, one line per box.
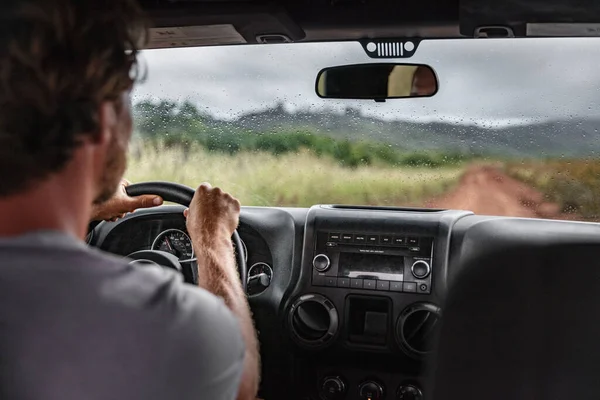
[0, 0, 147, 196]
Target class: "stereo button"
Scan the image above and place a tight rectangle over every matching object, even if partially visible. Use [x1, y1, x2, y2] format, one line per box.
[328, 233, 341, 242]
[341, 234, 354, 242]
[390, 282, 403, 292]
[377, 280, 390, 291]
[403, 282, 417, 293]
[337, 278, 350, 288]
[325, 277, 337, 287]
[364, 280, 377, 290]
[367, 235, 379, 244]
[393, 236, 406, 245]
[407, 237, 419, 245]
[351, 279, 363, 289]
[354, 235, 366, 243]
[380, 236, 392, 245]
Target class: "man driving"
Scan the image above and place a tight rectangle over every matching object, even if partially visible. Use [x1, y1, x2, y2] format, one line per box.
[0, 1, 259, 399]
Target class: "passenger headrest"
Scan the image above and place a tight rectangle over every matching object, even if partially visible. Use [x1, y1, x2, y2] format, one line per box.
[431, 243, 600, 400]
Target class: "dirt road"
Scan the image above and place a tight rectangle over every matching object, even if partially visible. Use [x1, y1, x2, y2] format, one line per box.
[425, 165, 572, 219]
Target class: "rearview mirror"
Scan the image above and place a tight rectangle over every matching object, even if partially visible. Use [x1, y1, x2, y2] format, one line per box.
[316, 63, 438, 101]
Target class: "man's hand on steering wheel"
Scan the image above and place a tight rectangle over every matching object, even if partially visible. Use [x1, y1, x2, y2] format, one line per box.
[123, 180, 248, 290]
[91, 179, 164, 222]
[183, 182, 241, 249]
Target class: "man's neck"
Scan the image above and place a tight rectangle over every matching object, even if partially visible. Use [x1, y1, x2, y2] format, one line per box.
[0, 170, 94, 240]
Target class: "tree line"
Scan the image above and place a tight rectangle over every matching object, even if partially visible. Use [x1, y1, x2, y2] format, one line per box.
[133, 99, 477, 168]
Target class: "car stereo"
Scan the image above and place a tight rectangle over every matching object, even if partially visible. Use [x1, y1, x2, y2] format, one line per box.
[312, 231, 433, 294]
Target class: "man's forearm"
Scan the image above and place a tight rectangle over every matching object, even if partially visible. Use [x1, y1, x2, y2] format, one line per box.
[195, 237, 260, 400]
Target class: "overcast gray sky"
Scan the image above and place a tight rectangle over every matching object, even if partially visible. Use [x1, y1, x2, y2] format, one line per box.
[132, 37, 600, 127]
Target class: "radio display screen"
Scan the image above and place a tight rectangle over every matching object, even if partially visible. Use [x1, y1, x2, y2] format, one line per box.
[338, 253, 404, 281]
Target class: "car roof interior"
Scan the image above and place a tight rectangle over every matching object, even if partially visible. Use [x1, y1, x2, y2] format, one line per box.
[138, 0, 600, 48]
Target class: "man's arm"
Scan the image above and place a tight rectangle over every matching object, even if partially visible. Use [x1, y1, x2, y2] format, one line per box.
[185, 183, 260, 400]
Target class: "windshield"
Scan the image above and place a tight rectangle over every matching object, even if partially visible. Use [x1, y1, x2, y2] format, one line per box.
[130, 38, 600, 222]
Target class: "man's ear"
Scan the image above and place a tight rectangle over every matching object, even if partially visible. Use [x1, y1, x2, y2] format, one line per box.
[94, 101, 119, 146]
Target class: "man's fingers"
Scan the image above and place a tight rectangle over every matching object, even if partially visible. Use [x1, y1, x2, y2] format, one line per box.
[198, 182, 212, 191]
[183, 208, 189, 218]
[131, 195, 163, 209]
[232, 198, 241, 212]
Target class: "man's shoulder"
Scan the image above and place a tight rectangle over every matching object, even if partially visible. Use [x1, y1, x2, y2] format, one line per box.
[0, 233, 246, 399]
[81, 246, 228, 319]
[0, 231, 227, 325]
[85, 248, 246, 396]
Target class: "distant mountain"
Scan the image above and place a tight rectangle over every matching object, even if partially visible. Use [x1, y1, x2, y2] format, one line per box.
[134, 99, 600, 158]
[219, 106, 600, 157]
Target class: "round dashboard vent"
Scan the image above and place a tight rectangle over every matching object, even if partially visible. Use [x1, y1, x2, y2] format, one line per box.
[289, 294, 339, 348]
[397, 302, 441, 357]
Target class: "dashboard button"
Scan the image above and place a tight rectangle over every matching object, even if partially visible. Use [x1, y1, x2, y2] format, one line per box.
[337, 278, 350, 288]
[407, 237, 419, 245]
[393, 236, 406, 245]
[403, 282, 417, 293]
[341, 234, 354, 243]
[351, 278, 363, 289]
[354, 235, 366, 243]
[376, 280, 390, 291]
[313, 275, 326, 286]
[380, 235, 392, 245]
[418, 283, 429, 293]
[325, 277, 337, 287]
[367, 235, 379, 244]
[363, 279, 377, 290]
[328, 233, 341, 242]
[390, 282, 403, 292]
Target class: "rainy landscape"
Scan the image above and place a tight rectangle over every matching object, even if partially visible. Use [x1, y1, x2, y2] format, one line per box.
[127, 100, 600, 222]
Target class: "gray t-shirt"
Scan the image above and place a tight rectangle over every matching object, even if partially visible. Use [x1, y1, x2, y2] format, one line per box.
[0, 231, 245, 400]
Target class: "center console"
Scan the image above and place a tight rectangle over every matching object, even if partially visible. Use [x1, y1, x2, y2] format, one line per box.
[284, 205, 464, 400]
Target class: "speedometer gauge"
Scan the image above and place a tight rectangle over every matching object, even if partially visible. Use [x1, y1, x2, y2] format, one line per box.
[152, 229, 193, 261]
[247, 262, 272, 296]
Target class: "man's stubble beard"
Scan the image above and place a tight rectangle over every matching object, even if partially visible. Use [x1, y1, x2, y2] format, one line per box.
[93, 135, 127, 205]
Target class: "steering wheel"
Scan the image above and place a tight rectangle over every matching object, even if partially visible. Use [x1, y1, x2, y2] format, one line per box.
[124, 182, 247, 291]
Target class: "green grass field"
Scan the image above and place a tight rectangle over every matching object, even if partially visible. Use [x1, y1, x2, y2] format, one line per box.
[126, 142, 465, 207]
[505, 159, 600, 220]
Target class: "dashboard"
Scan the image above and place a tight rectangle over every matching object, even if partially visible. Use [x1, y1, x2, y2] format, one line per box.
[88, 203, 600, 400]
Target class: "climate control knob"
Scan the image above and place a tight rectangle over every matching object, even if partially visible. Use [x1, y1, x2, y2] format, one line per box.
[411, 260, 431, 279]
[313, 254, 331, 272]
[320, 376, 346, 400]
[396, 384, 423, 400]
[358, 380, 384, 400]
